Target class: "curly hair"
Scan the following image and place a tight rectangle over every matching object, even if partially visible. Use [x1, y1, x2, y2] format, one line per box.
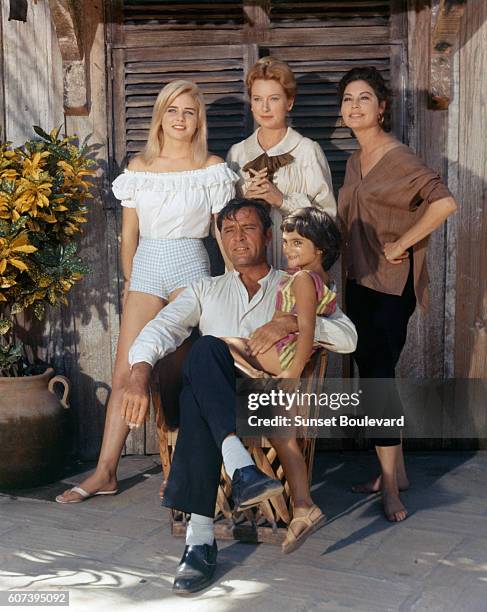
[281, 207, 341, 271]
[337, 67, 392, 132]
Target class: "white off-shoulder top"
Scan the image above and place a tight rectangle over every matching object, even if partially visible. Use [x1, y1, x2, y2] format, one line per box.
[111, 162, 238, 240]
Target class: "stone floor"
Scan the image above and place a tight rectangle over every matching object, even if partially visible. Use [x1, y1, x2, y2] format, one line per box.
[1, 451, 487, 611]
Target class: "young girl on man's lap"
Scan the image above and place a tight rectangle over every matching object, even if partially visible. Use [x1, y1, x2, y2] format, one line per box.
[225, 206, 341, 381]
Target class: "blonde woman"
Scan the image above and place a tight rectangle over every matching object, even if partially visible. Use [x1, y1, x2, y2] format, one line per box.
[227, 56, 336, 268]
[56, 80, 237, 503]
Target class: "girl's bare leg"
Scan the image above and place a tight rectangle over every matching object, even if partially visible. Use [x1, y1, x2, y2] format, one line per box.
[269, 437, 313, 510]
[57, 291, 166, 502]
[268, 436, 323, 544]
[222, 337, 282, 377]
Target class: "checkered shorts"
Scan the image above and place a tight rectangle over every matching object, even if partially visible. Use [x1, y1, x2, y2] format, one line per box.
[129, 238, 210, 300]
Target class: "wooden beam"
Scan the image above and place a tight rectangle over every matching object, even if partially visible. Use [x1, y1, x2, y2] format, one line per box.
[48, 0, 83, 61]
[119, 25, 390, 48]
[429, 0, 466, 110]
[48, 0, 89, 116]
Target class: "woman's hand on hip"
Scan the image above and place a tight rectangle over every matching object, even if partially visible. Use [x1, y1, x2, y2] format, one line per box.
[383, 241, 409, 264]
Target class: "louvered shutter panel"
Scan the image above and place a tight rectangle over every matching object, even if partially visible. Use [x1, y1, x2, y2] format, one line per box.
[270, 0, 390, 24]
[123, 0, 244, 26]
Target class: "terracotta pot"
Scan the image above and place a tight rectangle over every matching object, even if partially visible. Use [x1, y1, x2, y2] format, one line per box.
[0, 368, 70, 489]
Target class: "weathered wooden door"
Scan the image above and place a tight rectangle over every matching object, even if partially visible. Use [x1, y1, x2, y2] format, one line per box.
[107, 0, 407, 454]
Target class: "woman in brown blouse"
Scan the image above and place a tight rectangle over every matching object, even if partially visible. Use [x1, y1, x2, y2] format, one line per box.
[338, 67, 457, 522]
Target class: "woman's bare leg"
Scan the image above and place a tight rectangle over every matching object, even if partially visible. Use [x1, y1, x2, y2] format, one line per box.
[374, 444, 408, 521]
[57, 291, 166, 502]
[352, 441, 409, 493]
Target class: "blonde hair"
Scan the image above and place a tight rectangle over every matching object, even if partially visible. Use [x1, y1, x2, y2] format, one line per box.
[246, 57, 297, 100]
[141, 80, 208, 166]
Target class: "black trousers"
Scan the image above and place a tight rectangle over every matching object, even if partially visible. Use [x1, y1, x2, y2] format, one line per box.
[345, 263, 417, 446]
[161, 335, 237, 518]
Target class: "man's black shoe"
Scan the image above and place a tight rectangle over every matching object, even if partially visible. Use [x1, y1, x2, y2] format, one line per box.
[232, 465, 283, 510]
[173, 540, 217, 595]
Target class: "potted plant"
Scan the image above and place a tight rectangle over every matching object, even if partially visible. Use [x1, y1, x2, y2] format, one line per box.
[0, 126, 96, 488]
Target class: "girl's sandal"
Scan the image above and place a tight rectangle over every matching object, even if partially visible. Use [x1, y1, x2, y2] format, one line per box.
[282, 504, 327, 554]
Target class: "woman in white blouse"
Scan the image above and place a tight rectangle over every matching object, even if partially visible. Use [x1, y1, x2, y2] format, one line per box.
[227, 57, 336, 269]
[56, 80, 237, 504]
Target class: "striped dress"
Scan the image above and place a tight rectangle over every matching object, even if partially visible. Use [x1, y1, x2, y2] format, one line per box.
[275, 270, 337, 370]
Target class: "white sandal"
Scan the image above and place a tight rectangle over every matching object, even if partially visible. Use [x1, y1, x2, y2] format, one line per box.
[55, 486, 118, 504]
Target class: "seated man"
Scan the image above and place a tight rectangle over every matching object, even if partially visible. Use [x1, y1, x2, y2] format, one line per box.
[122, 198, 357, 595]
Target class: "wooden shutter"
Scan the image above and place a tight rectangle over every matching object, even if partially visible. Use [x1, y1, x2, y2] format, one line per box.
[109, 1, 404, 183]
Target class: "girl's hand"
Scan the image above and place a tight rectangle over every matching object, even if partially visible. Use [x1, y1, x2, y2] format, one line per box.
[383, 241, 409, 264]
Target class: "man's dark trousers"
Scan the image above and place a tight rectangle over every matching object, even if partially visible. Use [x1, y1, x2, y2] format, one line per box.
[161, 335, 237, 518]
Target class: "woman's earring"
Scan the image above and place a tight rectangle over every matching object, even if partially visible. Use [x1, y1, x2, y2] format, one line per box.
[378, 113, 384, 126]
[338, 116, 344, 128]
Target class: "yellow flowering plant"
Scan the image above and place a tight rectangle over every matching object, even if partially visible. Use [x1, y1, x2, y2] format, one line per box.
[0, 126, 96, 375]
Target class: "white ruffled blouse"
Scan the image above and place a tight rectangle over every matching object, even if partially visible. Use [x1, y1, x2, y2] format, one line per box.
[111, 163, 238, 240]
[227, 128, 337, 268]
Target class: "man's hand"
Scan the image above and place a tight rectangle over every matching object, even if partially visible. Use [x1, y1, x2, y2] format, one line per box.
[121, 362, 152, 429]
[247, 314, 298, 356]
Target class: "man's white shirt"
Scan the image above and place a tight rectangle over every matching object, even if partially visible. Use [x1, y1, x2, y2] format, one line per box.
[128, 267, 357, 368]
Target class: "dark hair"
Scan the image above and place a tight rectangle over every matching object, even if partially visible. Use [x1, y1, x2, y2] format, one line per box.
[337, 66, 392, 132]
[216, 197, 272, 233]
[281, 207, 341, 271]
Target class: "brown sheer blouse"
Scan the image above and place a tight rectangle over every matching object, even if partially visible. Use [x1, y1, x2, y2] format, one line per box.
[338, 144, 453, 310]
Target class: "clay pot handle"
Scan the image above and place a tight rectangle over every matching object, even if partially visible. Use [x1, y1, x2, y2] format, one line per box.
[48, 375, 71, 409]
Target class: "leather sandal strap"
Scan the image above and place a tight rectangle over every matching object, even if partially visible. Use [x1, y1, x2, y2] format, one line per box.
[287, 505, 324, 538]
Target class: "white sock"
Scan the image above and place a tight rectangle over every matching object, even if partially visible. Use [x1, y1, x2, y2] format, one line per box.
[222, 435, 254, 479]
[186, 513, 214, 546]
